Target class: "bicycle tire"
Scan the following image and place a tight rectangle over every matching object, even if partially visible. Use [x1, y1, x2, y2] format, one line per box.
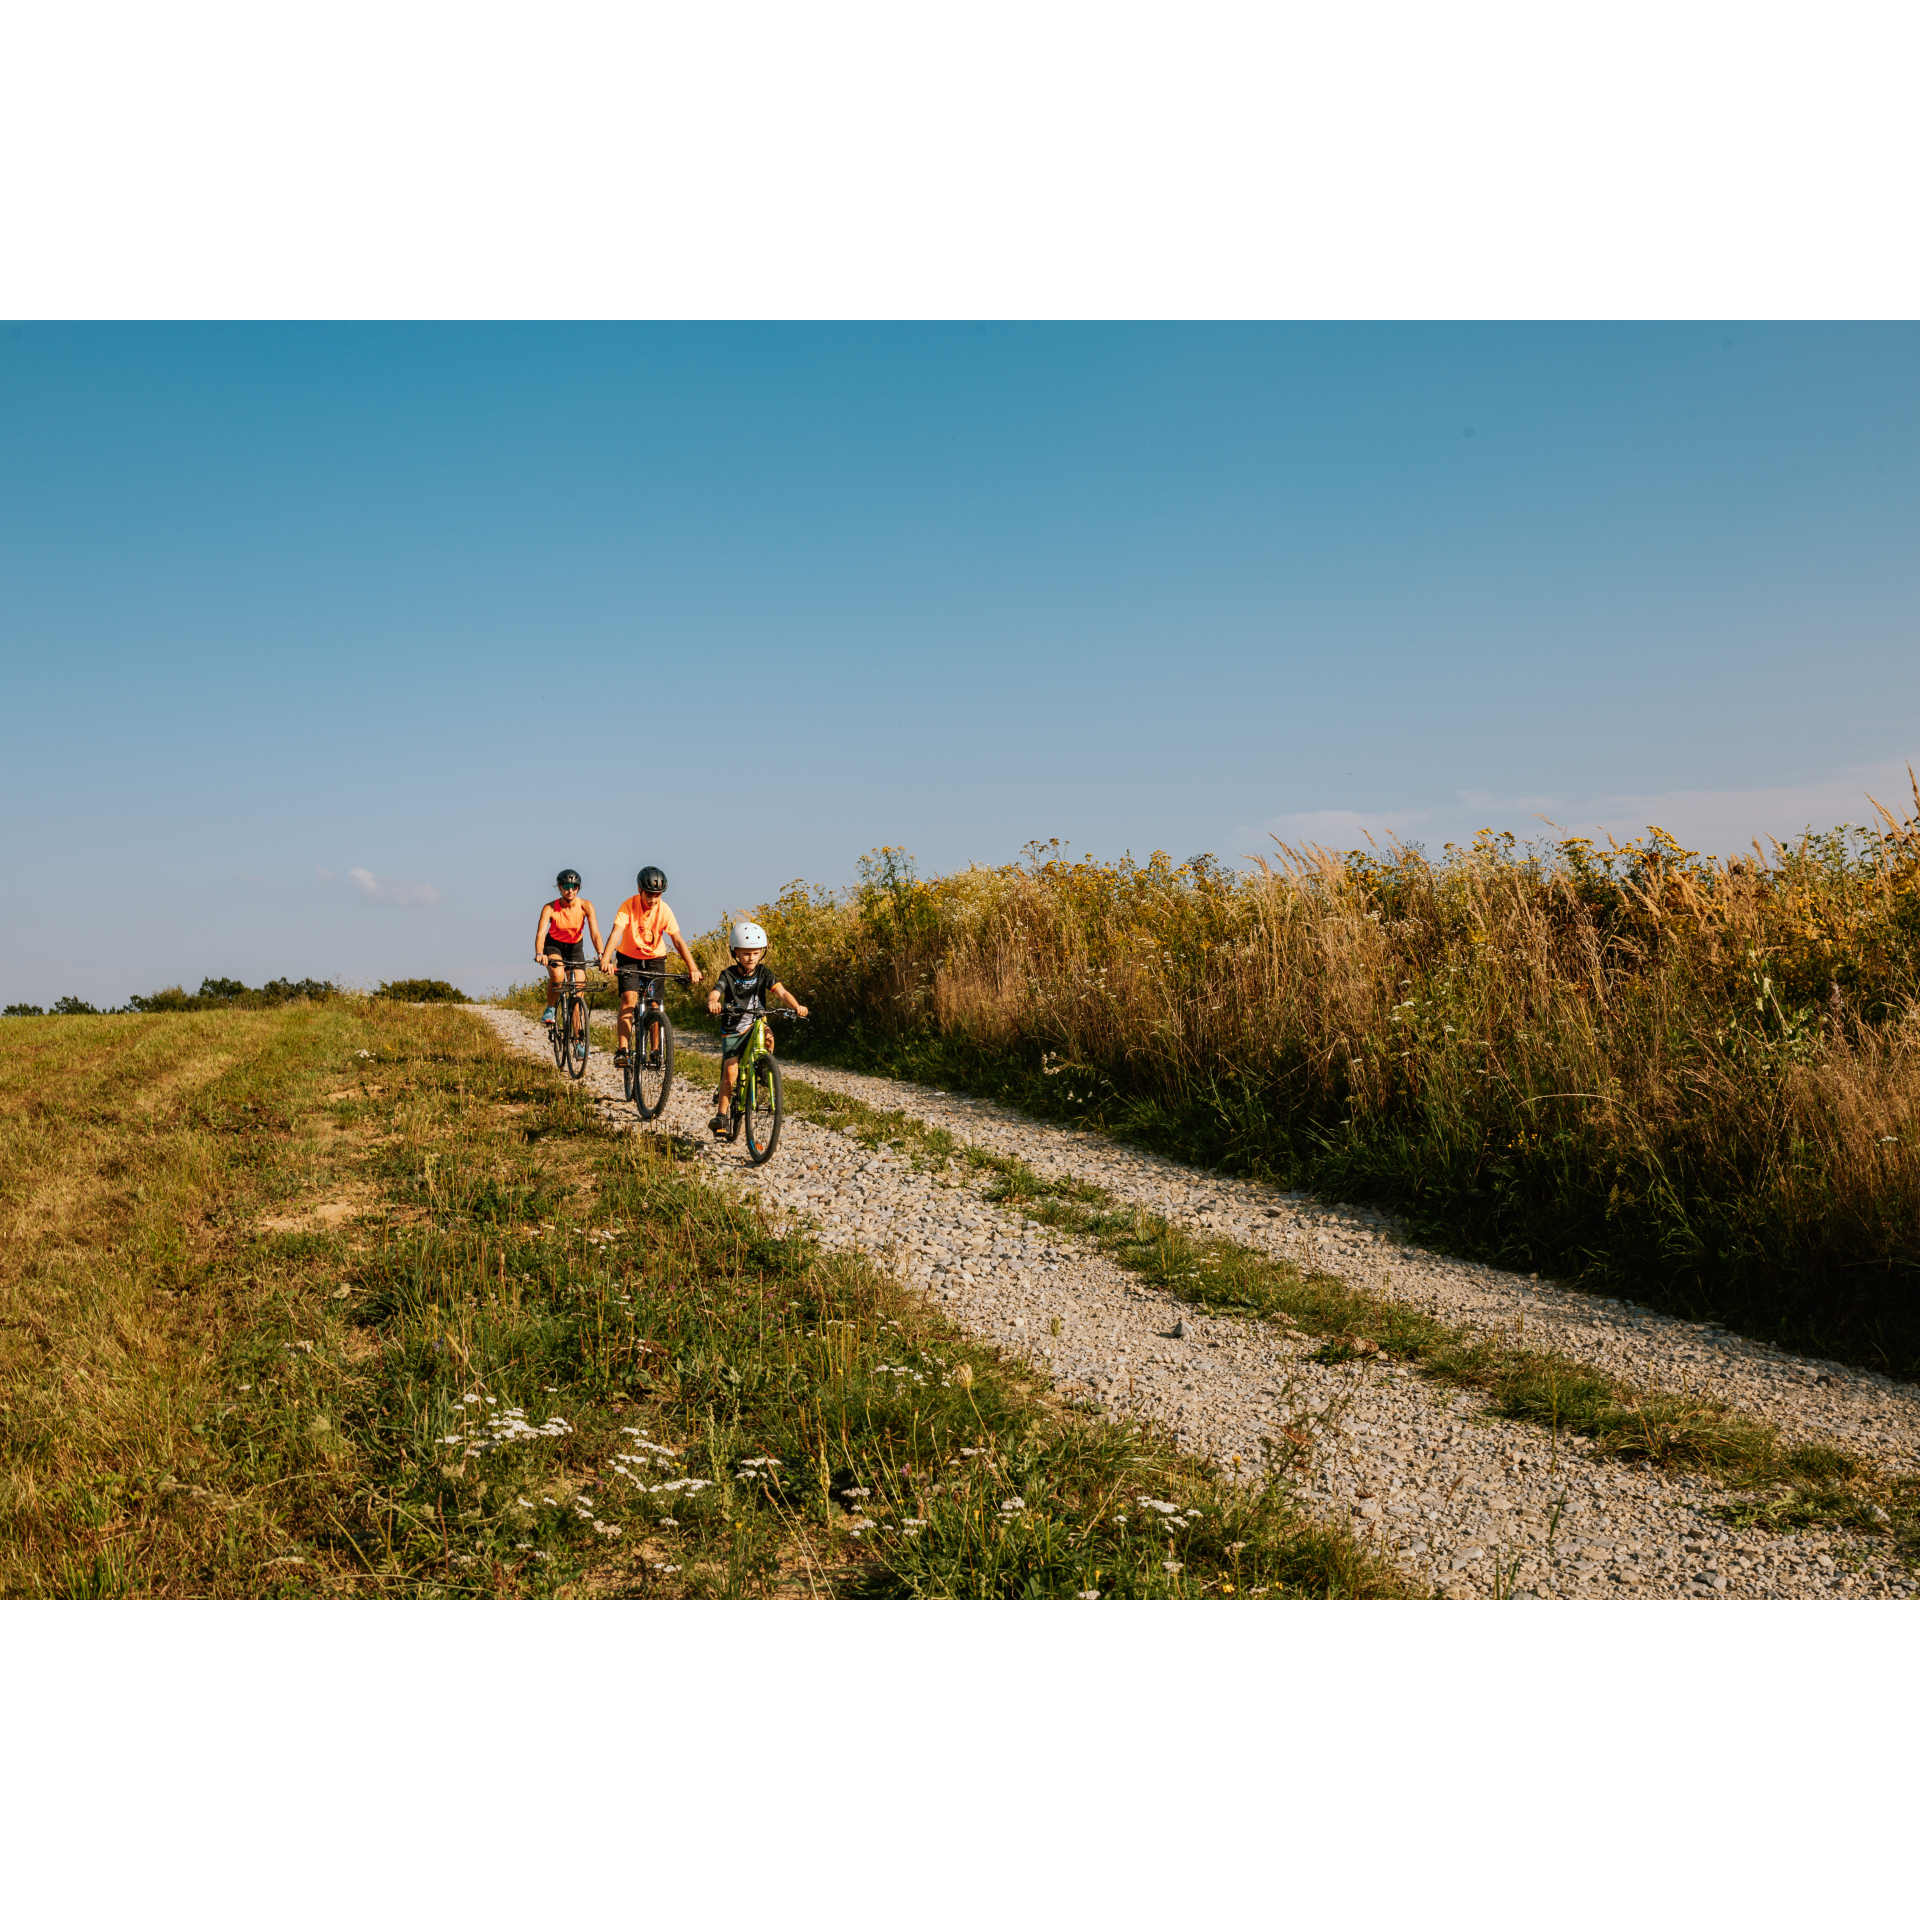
[564, 989, 590, 1079]
[547, 1006, 566, 1071]
[633, 1005, 674, 1118]
[744, 1054, 783, 1164]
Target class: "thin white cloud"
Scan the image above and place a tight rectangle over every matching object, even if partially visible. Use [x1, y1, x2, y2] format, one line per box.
[347, 866, 444, 907]
[1560, 764, 1920, 855]
[1239, 806, 1439, 851]
[1236, 760, 1919, 862]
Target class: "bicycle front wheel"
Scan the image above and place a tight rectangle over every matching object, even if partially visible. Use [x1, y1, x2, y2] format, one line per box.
[564, 990, 587, 1082]
[548, 1005, 567, 1071]
[744, 1054, 783, 1164]
[564, 991, 590, 1079]
[634, 1007, 674, 1118]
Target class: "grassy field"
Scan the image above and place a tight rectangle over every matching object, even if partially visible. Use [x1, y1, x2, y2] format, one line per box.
[718, 800, 1920, 1376]
[0, 1000, 1402, 1599]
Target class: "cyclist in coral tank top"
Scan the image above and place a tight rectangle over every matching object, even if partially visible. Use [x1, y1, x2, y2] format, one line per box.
[533, 869, 605, 1029]
[598, 865, 702, 1068]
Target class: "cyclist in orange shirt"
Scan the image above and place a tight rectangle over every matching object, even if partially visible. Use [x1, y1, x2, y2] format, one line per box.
[533, 869, 606, 1030]
[598, 865, 703, 1069]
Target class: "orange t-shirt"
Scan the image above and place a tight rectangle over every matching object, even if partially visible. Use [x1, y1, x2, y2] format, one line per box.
[611, 894, 680, 960]
[546, 898, 587, 942]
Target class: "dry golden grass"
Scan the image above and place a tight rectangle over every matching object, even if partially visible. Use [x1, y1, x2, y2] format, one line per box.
[737, 789, 1920, 1370]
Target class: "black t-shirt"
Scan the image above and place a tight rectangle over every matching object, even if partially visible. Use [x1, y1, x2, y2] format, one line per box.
[716, 963, 780, 1035]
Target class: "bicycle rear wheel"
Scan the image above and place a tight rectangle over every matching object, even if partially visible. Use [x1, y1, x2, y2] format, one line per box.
[744, 1054, 783, 1164]
[565, 989, 590, 1079]
[633, 1005, 674, 1118]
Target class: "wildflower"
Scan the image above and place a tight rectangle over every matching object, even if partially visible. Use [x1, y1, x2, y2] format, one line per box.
[1163, 1560, 1183, 1573]
[1137, 1497, 1179, 1515]
[1076, 1590, 1101, 1600]
[516, 1498, 534, 1509]
[999, 1496, 1026, 1512]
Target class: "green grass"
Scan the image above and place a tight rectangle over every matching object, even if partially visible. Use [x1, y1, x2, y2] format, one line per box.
[0, 1001, 1404, 1599]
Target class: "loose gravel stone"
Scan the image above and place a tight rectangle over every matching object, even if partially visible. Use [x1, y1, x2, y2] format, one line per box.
[469, 1007, 1914, 1602]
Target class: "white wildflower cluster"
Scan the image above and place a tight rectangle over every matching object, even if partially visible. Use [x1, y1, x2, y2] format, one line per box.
[735, 1457, 783, 1482]
[610, 1429, 703, 1494]
[435, 1399, 573, 1460]
[282, 1339, 314, 1354]
[999, 1496, 1026, 1513]
[1163, 1560, 1184, 1573]
[1136, 1496, 1200, 1533]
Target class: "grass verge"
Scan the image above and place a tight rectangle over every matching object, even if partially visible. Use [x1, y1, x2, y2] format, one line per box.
[0, 1003, 1401, 1599]
[669, 1048, 1920, 1565]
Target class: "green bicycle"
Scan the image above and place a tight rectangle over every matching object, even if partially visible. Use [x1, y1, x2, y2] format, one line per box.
[721, 1007, 798, 1165]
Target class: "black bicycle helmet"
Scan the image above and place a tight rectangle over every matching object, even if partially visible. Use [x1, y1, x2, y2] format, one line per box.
[556, 868, 581, 890]
[637, 866, 667, 895]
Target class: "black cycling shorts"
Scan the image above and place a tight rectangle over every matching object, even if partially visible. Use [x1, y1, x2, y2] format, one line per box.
[617, 954, 666, 998]
[543, 937, 585, 965]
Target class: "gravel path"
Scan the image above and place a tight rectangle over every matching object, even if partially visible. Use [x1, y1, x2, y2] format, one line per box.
[470, 1006, 1916, 1601]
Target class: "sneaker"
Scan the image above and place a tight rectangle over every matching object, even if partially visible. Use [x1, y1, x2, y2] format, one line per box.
[614, 1049, 630, 1068]
[709, 1113, 729, 1136]
[541, 1008, 555, 1026]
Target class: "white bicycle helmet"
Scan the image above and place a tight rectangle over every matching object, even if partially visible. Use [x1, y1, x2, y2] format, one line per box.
[731, 921, 768, 950]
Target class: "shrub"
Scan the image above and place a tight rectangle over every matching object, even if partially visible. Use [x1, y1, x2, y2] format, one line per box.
[123, 978, 337, 1013]
[373, 978, 469, 1004]
[51, 996, 101, 1015]
[3, 1004, 43, 1017]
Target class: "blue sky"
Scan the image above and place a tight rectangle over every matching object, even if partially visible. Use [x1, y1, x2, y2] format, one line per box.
[3, 322, 1916, 1008]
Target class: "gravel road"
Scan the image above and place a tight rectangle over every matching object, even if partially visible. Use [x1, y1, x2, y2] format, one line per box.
[469, 1005, 1916, 1601]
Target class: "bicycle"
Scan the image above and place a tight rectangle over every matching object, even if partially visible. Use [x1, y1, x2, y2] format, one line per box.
[621, 969, 697, 1120]
[718, 1007, 799, 1165]
[541, 957, 597, 1080]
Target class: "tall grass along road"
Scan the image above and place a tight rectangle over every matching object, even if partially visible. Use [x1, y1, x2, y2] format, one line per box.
[480, 1005, 1917, 1598]
[743, 806, 1920, 1379]
[2, 1001, 1389, 1599]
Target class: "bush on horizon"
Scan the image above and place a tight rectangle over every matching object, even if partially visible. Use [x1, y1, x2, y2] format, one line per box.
[372, 978, 469, 1004]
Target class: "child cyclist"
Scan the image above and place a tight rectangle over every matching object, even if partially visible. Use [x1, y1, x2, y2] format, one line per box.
[706, 921, 808, 1136]
[532, 870, 605, 1030]
[598, 866, 703, 1069]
